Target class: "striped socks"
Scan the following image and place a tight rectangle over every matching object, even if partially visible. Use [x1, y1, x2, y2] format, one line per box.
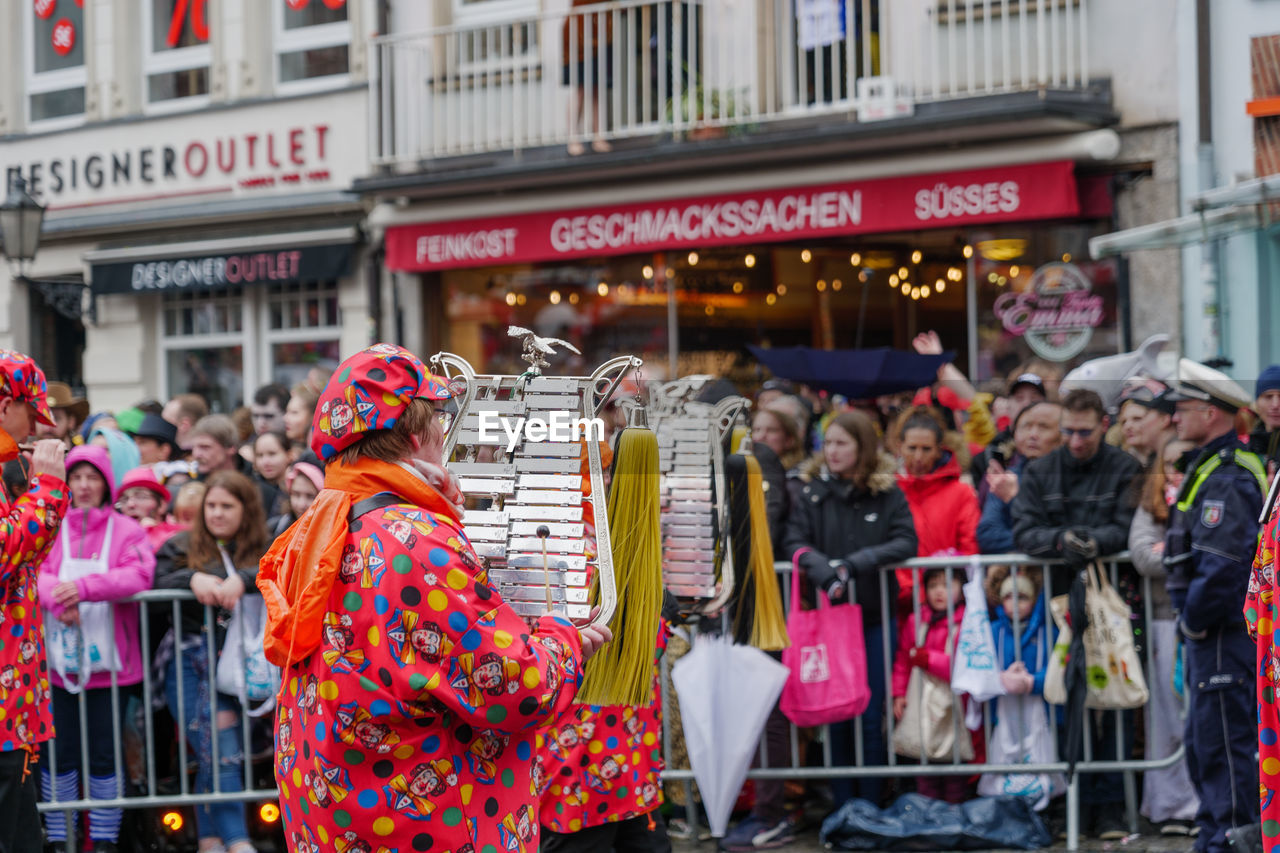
[87, 774, 123, 841]
[38, 771, 123, 842]
[41, 769, 80, 842]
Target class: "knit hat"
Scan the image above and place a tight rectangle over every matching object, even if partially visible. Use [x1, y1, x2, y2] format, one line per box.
[286, 461, 325, 494]
[0, 350, 55, 426]
[999, 573, 1037, 602]
[119, 467, 172, 504]
[1258, 365, 1280, 399]
[115, 407, 145, 436]
[311, 344, 453, 461]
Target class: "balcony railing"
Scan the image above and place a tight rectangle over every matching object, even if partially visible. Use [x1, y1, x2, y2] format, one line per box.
[370, 0, 1092, 166]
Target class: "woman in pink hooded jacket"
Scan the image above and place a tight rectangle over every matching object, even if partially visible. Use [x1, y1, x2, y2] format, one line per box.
[37, 444, 155, 852]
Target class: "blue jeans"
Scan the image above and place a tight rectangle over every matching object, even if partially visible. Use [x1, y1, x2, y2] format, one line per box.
[164, 633, 249, 845]
[828, 618, 892, 808]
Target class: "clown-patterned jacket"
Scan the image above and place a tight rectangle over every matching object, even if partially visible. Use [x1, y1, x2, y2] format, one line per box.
[1247, 501, 1280, 849]
[274, 495, 583, 853]
[0, 456, 68, 753]
[535, 626, 668, 833]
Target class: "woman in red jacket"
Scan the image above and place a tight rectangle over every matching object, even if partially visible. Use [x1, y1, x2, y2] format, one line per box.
[895, 408, 979, 611]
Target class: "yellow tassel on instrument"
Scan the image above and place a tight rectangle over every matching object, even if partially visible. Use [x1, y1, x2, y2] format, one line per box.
[734, 454, 790, 651]
[577, 427, 663, 706]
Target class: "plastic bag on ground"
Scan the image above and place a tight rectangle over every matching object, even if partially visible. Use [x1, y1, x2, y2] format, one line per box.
[819, 792, 1052, 851]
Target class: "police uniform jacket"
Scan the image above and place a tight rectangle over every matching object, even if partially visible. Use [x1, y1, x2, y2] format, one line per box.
[1164, 430, 1267, 636]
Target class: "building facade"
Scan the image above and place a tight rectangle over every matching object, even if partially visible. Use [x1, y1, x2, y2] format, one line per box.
[363, 0, 1184, 387]
[0, 0, 377, 411]
[1176, 0, 1280, 377]
[0, 0, 1192, 407]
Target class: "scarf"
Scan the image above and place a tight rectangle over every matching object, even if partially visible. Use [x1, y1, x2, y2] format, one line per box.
[257, 455, 465, 668]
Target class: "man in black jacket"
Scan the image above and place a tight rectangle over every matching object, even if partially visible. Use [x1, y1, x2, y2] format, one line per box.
[1011, 388, 1142, 840]
[1012, 389, 1141, 560]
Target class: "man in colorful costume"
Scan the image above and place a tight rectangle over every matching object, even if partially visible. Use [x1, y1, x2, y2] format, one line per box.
[0, 350, 69, 853]
[259, 344, 610, 852]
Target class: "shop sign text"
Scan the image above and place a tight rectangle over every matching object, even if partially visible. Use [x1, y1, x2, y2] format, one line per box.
[5, 125, 330, 204]
[90, 243, 355, 295]
[387, 161, 1080, 272]
[993, 262, 1104, 362]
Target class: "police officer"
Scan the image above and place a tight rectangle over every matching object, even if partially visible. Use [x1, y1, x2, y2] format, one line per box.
[1164, 359, 1267, 853]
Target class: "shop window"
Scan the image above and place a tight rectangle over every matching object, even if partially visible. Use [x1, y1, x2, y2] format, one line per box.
[265, 281, 342, 388]
[145, 0, 211, 107]
[275, 0, 351, 90]
[26, 0, 86, 127]
[161, 281, 341, 414]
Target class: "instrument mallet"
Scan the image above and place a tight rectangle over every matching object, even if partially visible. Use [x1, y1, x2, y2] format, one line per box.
[536, 524, 553, 611]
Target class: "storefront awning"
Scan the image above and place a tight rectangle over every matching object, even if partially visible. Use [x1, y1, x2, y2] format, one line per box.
[1089, 174, 1280, 258]
[385, 161, 1085, 272]
[85, 226, 358, 295]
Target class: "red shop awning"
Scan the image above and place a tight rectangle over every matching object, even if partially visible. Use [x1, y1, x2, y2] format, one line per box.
[385, 160, 1082, 272]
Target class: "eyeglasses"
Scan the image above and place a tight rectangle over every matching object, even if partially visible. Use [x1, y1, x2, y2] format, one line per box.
[436, 410, 454, 431]
[1060, 426, 1099, 439]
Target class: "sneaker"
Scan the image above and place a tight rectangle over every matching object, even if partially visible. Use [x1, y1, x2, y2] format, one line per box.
[1094, 812, 1128, 841]
[1161, 820, 1194, 836]
[93, 843, 118, 853]
[668, 819, 712, 843]
[1190, 823, 1201, 837]
[718, 815, 797, 851]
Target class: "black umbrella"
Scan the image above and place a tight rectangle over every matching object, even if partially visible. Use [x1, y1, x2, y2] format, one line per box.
[746, 345, 954, 399]
[1062, 569, 1090, 781]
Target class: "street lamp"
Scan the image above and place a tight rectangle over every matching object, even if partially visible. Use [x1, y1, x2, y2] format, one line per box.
[0, 176, 94, 323]
[0, 177, 46, 270]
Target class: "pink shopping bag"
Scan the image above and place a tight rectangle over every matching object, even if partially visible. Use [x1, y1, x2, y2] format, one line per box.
[779, 549, 871, 726]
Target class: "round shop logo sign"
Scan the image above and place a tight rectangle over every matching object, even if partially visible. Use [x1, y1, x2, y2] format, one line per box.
[993, 262, 1104, 362]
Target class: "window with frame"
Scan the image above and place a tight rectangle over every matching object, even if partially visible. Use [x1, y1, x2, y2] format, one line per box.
[275, 0, 351, 89]
[161, 281, 342, 413]
[145, 0, 211, 106]
[26, 0, 86, 126]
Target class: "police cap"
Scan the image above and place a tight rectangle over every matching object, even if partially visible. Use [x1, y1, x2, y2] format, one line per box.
[1164, 358, 1253, 412]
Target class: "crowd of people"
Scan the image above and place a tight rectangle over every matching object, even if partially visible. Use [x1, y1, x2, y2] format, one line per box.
[725, 337, 1272, 853]
[0, 367, 331, 853]
[0, 334, 1275, 853]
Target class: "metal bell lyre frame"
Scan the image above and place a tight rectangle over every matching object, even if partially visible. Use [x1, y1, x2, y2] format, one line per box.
[702, 394, 750, 613]
[653, 379, 748, 613]
[428, 348, 642, 631]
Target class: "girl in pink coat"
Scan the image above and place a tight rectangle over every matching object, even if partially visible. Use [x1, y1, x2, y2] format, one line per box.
[891, 567, 970, 803]
[37, 444, 156, 852]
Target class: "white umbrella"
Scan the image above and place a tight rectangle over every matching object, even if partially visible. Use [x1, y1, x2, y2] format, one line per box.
[672, 632, 790, 837]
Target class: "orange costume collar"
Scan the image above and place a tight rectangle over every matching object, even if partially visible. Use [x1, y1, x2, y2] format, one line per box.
[257, 456, 463, 668]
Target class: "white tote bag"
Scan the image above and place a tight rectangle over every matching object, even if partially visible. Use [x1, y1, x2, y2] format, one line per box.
[214, 548, 280, 717]
[951, 560, 1005, 703]
[893, 618, 975, 762]
[977, 695, 1066, 810]
[44, 519, 123, 694]
[1044, 563, 1149, 710]
[978, 633, 1065, 810]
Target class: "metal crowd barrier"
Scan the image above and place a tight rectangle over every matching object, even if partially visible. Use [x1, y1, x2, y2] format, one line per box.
[660, 553, 1187, 852]
[32, 554, 1183, 853]
[37, 589, 280, 848]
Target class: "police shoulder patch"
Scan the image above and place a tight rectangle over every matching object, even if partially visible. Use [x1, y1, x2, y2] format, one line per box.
[1202, 499, 1224, 528]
